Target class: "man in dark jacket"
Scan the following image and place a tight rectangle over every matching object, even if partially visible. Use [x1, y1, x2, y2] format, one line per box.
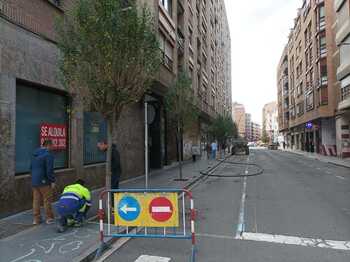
[97, 141, 122, 190]
[30, 139, 56, 225]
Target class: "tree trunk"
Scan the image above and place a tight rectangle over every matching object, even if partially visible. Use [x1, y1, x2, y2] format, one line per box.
[177, 128, 183, 180]
[106, 118, 113, 190]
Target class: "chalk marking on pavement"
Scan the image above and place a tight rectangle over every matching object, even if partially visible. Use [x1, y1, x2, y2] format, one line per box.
[9, 248, 38, 262]
[235, 156, 250, 238]
[336, 175, 346, 180]
[236, 232, 350, 251]
[135, 255, 171, 262]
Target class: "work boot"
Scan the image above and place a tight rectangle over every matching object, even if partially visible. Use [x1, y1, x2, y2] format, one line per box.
[67, 218, 75, 227]
[57, 223, 66, 233]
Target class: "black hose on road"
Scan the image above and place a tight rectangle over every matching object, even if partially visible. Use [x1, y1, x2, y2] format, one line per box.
[199, 156, 264, 178]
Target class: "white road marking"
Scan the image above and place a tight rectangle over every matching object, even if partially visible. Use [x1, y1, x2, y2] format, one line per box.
[336, 175, 346, 180]
[135, 255, 171, 262]
[236, 156, 249, 237]
[152, 206, 171, 213]
[197, 233, 235, 240]
[237, 232, 350, 251]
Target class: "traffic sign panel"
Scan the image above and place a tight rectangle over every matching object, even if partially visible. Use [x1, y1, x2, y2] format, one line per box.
[114, 192, 179, 227]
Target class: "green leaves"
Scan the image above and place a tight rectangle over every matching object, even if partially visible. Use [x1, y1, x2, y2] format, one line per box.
[209, 115, 238, 145]
[56, 0, 161, 119]
[165, 70, 199, 131]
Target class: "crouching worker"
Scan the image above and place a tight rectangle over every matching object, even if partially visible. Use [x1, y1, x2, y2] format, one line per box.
[56, 179, 91, 233]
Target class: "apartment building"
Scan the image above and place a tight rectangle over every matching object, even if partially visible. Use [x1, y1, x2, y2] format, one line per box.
[262, 101, 279, 143]
[251, 122, 261, 142]
[245, 113, 252, 141]
[334, 0, 350, 158]
[0, 0, 231, 215]
[277, 0, 338, 156]
[232, 102, 246, 138]
[172, 0, 232, 156]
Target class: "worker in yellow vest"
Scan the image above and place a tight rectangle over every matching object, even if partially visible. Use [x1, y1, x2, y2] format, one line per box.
[56, 179, 91, 233]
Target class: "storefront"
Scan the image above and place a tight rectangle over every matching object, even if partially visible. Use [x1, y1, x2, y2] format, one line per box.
[15, 83, 69, 174]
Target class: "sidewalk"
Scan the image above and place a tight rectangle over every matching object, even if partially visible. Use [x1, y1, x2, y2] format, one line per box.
[0, 157, 215, 262]
[281, 148, 350, 169]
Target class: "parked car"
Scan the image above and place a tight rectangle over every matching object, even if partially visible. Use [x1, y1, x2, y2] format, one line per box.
[268, 143, 278, 150]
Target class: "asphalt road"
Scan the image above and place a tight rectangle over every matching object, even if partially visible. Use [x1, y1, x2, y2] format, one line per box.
[104, 149, 350, 262]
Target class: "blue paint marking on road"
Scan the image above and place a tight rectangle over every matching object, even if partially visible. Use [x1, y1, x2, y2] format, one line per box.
[118, 196, 141, 221]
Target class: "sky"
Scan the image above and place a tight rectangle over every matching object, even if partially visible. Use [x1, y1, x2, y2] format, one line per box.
[224, 0, 301, 124]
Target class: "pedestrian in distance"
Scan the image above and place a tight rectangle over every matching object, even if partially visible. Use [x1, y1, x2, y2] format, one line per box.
[30, 139, 56, 225]
[211, 141, 218, 160]
[56, 179, 91, 233]
[206, 143, 211, 160]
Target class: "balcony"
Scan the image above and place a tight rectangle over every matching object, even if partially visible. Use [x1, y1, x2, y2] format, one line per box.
[317, 17, 326, 32]
[160, 50, 173, 71]
[342, 86, 350, 101]
[177, 34, 185, 56]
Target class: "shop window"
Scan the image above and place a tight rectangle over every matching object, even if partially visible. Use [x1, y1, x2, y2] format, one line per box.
[83, 112, 107, 165]
[15, 84, 68, 174]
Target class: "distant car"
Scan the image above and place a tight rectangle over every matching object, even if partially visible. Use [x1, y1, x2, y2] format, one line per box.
[268, 143, 278, 150]
[247, 142, 256, 147]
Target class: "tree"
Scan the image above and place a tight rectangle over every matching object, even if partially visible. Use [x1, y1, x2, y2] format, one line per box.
[209, 115, 237, 156]
[165, 70, 198, 180]
[56, 0, 161, 188]
[261, 129, 270, 144]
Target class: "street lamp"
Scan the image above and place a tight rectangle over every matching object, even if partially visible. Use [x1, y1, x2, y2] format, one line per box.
[144, 94, 157, 189]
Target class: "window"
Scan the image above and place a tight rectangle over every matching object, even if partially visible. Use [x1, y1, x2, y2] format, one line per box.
[159, 32, 173, 70]
[318, 86, 328, 105]
[16, 84, 68, 174]
[159, 0, 172, 17]
[320, 58, 328, 85]
[297, 102, 304, 116]
[341, 75, 350, 101]
[305, 91, 314, 111]
[83, 112, 107, 165]
[319, 33, 326, 56]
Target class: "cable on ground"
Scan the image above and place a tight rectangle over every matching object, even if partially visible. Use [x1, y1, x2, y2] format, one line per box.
[199, 156, 264, 178]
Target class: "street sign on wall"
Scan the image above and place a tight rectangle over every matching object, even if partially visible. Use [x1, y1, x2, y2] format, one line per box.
[114, 192, 179, 227]
[40, 123, 67, 150]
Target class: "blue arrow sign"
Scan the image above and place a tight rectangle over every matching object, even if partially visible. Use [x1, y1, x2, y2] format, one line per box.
[117, 196, 141, 221]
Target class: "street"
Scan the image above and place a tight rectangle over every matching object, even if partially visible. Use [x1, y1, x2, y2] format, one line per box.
[104, 149, 350, 262]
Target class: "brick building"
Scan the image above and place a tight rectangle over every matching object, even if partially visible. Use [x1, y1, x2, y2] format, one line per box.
[262, 101, 278, 143]
[0, 0, 231, 215]
[277, 0, 339, 156]
[251, 122, 261, 142]
[232, 102, 246, 138]
[245, 113, 252, 141]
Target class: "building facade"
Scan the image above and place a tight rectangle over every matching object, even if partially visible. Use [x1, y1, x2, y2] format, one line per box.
[277, 0, 339, 156]
[245, 113, 252, 141]
[0, 0, 232, 215]
[232, 102, 246, 138]
[251, 122, 261, 142]
[262, 101, 278, 143]
[334, 0, 350, 158]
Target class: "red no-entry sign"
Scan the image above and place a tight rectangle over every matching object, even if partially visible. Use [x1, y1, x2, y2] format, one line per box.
[149, 197, 174, 222]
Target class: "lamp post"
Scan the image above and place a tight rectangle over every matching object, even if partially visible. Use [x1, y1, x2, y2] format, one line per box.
[144, 95, 157, 189]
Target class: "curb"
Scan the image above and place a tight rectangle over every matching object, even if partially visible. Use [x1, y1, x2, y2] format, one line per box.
[280, 149, 350, 169]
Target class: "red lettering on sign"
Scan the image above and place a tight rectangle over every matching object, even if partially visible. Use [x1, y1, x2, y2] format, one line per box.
[40, 123, 67, 151]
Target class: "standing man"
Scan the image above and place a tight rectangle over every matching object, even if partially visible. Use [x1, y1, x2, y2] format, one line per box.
[211, 141, 217, 160]
[30, 139, 55, 225]
[97, 142, 122, 189]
